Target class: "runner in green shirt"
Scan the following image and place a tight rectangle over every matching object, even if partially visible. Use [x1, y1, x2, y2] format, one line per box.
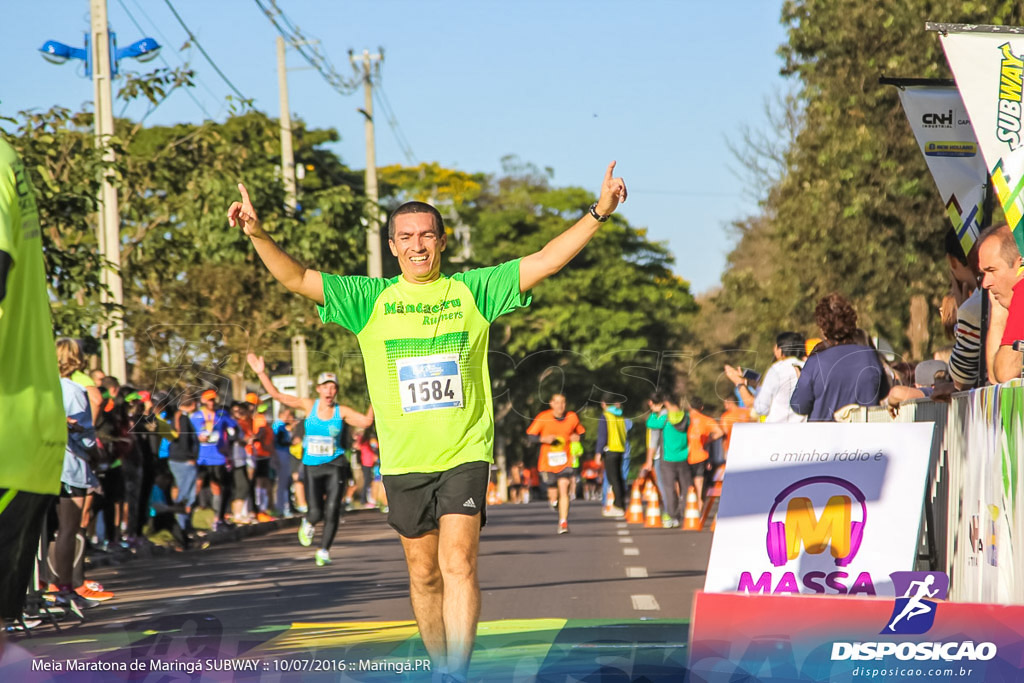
[228, 162, 627, 682]
[0, 137, 66, 624]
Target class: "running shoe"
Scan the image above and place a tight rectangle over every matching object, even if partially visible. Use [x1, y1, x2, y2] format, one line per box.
[75, 583, 114, 601]
[558, 520, 569, 535]
[298, 519, 314, 547]
[551, 499, 558, 510]
[602, 506, 626, 519]
[48, 588, 99, 613]
[256, 511, 275, 523]
[315, 549, 331, 566]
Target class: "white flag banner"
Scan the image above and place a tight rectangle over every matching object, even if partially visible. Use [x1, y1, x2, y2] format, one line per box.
[897, 85, 988, 254]
[939, 28, 1024, 250]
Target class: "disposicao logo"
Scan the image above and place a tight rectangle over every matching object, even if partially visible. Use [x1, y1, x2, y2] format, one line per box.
[882, 571, 948, 635]
[831, 571, 998, 663]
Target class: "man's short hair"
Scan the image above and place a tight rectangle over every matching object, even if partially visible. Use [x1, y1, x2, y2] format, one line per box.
[689, 396, 705, 412]
[775, 331, 806, 359]
[977, 224, 1019, 267]
[387, 201, 445, 240]
[649, 391, 668, 404]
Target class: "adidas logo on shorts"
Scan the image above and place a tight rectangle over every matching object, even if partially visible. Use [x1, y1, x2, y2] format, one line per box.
[463, 498, 477, 508]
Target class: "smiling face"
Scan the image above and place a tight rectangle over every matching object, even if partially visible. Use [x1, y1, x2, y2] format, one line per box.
[389, 212, 446, 284]
[549, 394, 567, 419]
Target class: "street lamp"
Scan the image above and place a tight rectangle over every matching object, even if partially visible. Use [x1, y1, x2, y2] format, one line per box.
[38, 1, 160, 383]
[39, 33, 160, 75]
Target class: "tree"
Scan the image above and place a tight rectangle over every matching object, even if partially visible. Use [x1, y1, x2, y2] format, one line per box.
[689, 0, 1024, 403]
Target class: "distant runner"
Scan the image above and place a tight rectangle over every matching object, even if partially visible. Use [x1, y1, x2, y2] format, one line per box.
[248, 355, 373, 566]
[228, 161, 626, 682]
[526, 394, 585, 534]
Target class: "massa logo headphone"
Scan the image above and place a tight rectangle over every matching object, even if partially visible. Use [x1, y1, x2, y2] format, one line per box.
[766, 476, 867, 568]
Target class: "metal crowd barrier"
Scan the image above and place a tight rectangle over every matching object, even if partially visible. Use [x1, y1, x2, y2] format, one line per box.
[849, 382, 1024, 603]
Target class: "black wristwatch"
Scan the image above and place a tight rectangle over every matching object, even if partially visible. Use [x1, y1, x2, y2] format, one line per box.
[588, 203, 610, 223]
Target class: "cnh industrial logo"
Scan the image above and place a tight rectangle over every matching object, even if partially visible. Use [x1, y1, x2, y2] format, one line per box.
[831, 571, 997, 663]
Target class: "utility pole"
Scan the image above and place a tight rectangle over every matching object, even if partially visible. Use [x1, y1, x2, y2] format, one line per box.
[291, 335, 309, 401]
[351, 49, 383, 278]
[276, 35, 297, 213]
[91, 0, 126, 381]
[276, 36, 308, 397]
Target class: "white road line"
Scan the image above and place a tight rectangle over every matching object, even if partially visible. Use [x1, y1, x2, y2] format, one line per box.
[616, 523, 628, 528]
[623, 547, 640, 556]
[617, 530, 630, 536]
[631, 594, 660, 611]
[626, 567, 648, 578]
[618, 537, 634, 544]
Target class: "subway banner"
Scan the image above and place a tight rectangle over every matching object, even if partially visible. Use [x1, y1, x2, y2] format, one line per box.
[688, 590, 1024, 682]
[704, 423, 934, 598]
[938, 26, 1024, 253]
[896, 85, 988, 255]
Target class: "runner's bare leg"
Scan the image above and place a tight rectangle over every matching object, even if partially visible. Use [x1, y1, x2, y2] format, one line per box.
[438, 513, 482, 680]
[557, 477, 571, 521]
[400, 530, 446, 669]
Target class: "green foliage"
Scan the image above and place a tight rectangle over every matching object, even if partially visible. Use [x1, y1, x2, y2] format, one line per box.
[690, 0, 1024, 403]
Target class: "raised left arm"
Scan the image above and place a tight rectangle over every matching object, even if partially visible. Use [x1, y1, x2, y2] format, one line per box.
[518, 161, 627, 293]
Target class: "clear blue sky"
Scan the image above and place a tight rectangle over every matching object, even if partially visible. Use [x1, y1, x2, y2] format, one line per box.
[2, 0, 790, 294]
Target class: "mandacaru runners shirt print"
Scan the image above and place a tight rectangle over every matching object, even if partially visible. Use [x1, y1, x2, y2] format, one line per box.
[317, 259, 530, 476]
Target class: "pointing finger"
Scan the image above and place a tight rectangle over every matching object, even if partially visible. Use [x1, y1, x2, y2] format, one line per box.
[604, 161, 616, 183]
[238, 182, 251, 207]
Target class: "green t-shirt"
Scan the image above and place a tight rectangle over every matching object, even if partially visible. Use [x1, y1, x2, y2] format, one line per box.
[0, 139, 66, 494]
[646, 410, 690, 463]
[318, 259, 530, 475]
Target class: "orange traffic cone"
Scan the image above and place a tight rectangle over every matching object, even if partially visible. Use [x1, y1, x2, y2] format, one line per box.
[626, 480, 645, 524]
[682, 486, 702, 530]
[486, 481, 500, 506]
[644, 487, 663, 528]
[603, 488, 616, 516]
[643, 478, 658, 505]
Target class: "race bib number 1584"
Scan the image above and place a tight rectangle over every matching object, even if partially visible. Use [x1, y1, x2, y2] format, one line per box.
[396, 353, 464, 413]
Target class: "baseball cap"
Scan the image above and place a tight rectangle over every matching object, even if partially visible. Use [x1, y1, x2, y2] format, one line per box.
[201, 389, 218, 401]
[317, 372, 338, 386]
[245, 392, 259, 405]
[915, 360, 949, 388]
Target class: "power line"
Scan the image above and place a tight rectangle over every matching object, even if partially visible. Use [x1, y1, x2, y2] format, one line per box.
[253, 0, 360, 97]
[127, 0, 227, 113]
[161, 0, 250, 103]
[115, 0, 213, 119]
[374, 84, 416, 164]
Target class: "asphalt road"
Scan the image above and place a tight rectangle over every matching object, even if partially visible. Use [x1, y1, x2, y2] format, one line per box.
[8, 499, 713, 682]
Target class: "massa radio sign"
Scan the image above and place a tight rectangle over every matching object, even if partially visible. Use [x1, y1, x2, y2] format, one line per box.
[738, 477, 876, 595]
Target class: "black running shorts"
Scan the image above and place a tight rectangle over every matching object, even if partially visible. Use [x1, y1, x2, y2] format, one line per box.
[382, 461, 489, 538]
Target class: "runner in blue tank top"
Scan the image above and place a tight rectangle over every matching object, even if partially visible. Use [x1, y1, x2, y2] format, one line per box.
[247, 354, 373, 566]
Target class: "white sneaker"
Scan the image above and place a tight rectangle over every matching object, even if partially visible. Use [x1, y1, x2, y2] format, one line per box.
[315, 549, 331, 566]
[298, 519, 314, 547]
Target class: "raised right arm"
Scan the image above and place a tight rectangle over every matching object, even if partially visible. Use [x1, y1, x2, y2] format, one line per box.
[247, 353, 314, 413]
[228, 183, 325, 305]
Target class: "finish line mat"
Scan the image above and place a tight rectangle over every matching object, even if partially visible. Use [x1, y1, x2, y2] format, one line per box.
[6, 618, 689, 682]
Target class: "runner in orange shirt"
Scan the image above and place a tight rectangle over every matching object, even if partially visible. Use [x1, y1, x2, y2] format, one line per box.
[719, 398, 752, 457]
[526, 394, 585, 534]
[240, 393, 276, 521]
[686, 397, 725, 510]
